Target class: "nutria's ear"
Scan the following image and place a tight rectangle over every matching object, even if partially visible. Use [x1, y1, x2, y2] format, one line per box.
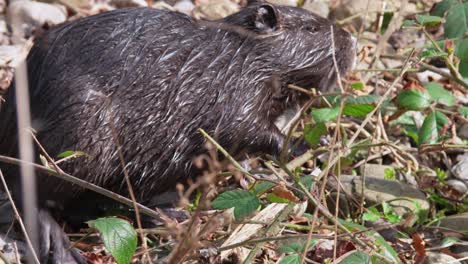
[253, 4, 278, 33]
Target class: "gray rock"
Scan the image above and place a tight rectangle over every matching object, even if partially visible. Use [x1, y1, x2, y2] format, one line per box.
[425, 252, 461, 264]
[437, 213, 468, 231]
[7, 0, 67, 37]
[361, 164, 395, 180]
[354, 176, 430, 215]
[459, 123, 468, 140]
[329, 174, 430, 216]
[452, 154, 468, 182]
[361, 163, 417, 185]
[0, 45, 24, 67]
[446, 180, 467, 196]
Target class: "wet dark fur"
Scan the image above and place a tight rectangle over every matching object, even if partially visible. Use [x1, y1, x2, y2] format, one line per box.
[0, 2, 355, 263]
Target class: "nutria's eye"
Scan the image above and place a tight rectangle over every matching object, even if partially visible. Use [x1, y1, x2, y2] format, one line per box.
[304, 25, 318, 33]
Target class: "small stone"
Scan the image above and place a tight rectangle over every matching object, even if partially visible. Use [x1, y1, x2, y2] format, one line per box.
[7, 0, 67, 37]
[111, 0, 147, 8]
[459, 123, 468, 140]
[302, 0, 330, 18]
[194, 0, 240, 20]
[446, 179, 467, 195]
[266, 0, 297, 6]
[353, 175, 430, 215]
[452, 154, 468, 182]
[0, 45, 23, 67]
[416, 69, 448, 84]
[174, 0, 195, 15]
[438, 212, 468, 231]
[425, 252, 461, 264]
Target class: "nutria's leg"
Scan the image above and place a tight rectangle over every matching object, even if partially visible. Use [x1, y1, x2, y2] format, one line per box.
[38, 210, 86, 264]
[243, 124, 309, 158]
[241, 125, 286, 157]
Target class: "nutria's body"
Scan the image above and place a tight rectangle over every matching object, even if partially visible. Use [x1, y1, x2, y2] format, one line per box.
[0, 2, 355, 263]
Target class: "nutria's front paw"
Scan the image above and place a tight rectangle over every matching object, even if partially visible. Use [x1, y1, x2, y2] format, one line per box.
[289, 138, 310, 158]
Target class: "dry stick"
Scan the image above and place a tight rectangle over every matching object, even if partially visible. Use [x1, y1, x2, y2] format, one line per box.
[381, 54, 468, 89]
[348, 50, 414, 148]
[421, 28, 465, 86]
[267, 162, 381, 257]
[199, 129, 374, 257]
[220, 222, 401, 252]
[243, 204, 295, 264]
[365, 0, 408, 81]
[13, 59, 39, 264]
[0, 155, 159, 219]
[301, 25, 346, 264]
[333, 155, 342, 261]
[0, 170, 40, 264]
[108, 116, 152, 264]
[198, 129, 255, 180]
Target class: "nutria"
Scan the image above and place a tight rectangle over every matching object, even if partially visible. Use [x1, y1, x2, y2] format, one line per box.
[0, 1, 356, 263]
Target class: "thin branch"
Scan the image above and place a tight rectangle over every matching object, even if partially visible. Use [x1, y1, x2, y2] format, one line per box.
[0, 170, 40, 264]
[0, 155, 159, 219]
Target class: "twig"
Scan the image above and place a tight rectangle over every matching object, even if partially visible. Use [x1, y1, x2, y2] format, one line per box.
[198, 128, 256, 181]
[0, 170, 40, 264]
[381, 54, 468, 89]
[107, 113, 152, 263]
[0, 155, 159, 219]
[243, 203, 295, 264]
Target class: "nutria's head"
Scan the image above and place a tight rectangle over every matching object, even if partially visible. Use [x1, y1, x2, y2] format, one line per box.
[222, 0, 356, 91]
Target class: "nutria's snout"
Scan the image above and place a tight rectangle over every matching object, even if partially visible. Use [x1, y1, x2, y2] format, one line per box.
[333, 26, 357, 75]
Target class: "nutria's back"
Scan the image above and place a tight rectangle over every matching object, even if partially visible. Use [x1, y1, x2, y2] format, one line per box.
[0, 3, 355, 203]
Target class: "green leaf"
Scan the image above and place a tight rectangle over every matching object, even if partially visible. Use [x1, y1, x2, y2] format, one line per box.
[87, 218, 137, 264]
[211, 190, 260, 219]
[338, 220, 400, 263]
[311, 107, 339, 123]
[421, 48, 448, 59]
[386, 214, 402, 224]
[351, 82, 365, 90]
[381, 12, 394, 34]
[279, 254, 301, 264]
[339, 251, 371, 264]
[440, 237, 461, 248]
[384, 168, 396, 180]
[396, 89, 432, 111]
[425, 82, 455, 106]
[402, 20, 417, 27]
[294, 175, 315, 200]
[431, 0, 459, 17]
[279, 243, 303, 253]
[416, 15, 445, 27]
[419, 112, 438, 144]
[444, 2, 468, 39]
[460, 106, 468, 118]
[278, 240, 318, 254]
[343, 104, 375, 118]
[434, 111, 450, 131]
[362, 210, 380, 222]
[266, 193, 290, 203]
[57, 150, 87, 158]
[455, 38, 468, 78]
[331, 95, 380, 105]
[252, 181, 275, 195]
[304, 123, 327, 146]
